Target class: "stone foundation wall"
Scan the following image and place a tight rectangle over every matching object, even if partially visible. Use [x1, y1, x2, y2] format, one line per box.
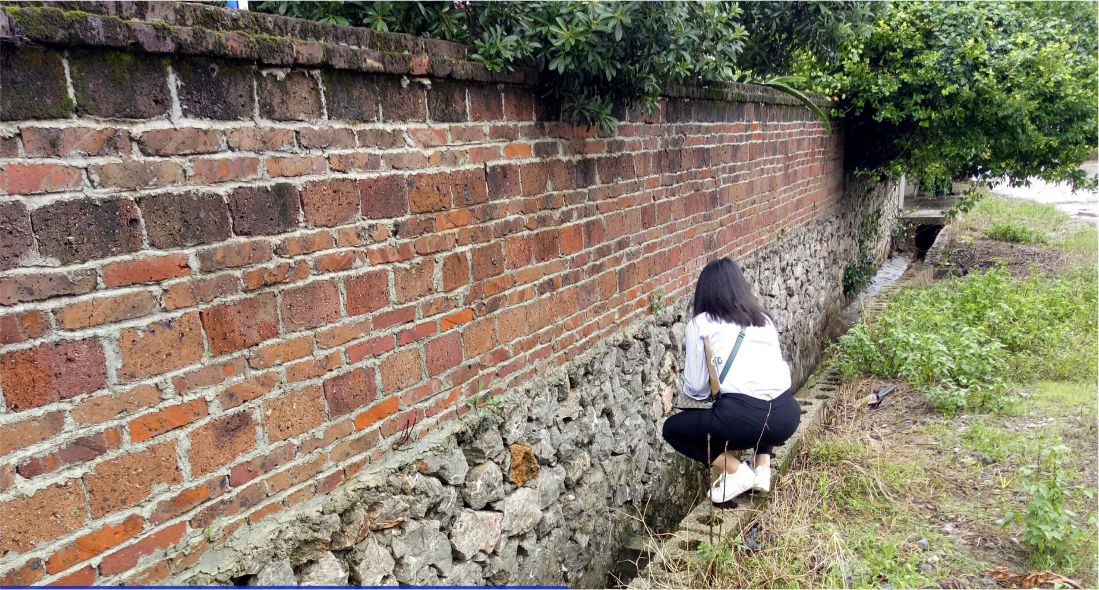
[0, 2, 898, 585]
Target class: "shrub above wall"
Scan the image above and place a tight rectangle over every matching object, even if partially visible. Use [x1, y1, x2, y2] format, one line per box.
[0, 2, 873, 585]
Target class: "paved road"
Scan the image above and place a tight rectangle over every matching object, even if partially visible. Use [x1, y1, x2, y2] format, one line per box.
[991, 160, 1099, 220]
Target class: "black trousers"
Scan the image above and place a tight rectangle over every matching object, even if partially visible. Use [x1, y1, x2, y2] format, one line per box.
[662, 389, 801, 464]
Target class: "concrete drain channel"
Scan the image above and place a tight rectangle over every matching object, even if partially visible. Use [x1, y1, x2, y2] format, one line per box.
[621, 275, 910, 588]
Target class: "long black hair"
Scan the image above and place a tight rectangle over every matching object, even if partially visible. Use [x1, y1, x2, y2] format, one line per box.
[692, 258, 769, 327]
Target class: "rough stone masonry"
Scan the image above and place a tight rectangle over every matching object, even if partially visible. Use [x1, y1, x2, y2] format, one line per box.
[0, 2, 899, 586]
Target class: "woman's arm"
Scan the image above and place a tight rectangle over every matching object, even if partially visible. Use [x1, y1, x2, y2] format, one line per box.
[682, 319, 710, 400]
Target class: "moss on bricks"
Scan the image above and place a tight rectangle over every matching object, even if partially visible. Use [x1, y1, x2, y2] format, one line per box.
[5, 6, 67, 40]
[0, 43, 74, 120]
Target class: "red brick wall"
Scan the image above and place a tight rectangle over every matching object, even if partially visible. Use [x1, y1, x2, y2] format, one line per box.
[0, 4, 845, 584]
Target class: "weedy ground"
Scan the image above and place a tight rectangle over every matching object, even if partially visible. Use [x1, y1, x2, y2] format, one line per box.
[685, 196, 1097, 589]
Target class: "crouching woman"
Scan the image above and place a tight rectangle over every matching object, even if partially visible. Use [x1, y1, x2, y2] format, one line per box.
[662, 258, 801, 503]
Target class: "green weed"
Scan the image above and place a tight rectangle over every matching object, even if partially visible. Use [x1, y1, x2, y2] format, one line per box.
[984, 222, 1048, 244]
[832, 267, 1098, 412]
[959, 195, 1069, 236]
[1005, 445, 1097, 571]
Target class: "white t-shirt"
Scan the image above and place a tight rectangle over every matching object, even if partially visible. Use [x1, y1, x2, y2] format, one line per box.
[682, 312, 792, 401]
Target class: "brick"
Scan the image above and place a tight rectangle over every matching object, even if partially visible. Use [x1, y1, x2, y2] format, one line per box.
[117, 313, 205, 382]
[188, 411, 257, 476]
[137, 128, 220, 156]
[324, 367, 376, 416]
[394, 260, 434, 303]
[51, 565, 97, 586]
[409, 127, 448, 147]
[31, 198, 142, 265]
[472, 242, 504, 280]
[315, 321, 366, 349]
[258, 70, 322, 121]
[228, 184, 301, 235]
[503, 142, 533, 159]
[72, 385, 162, 425]
[276, 231, 335, 256]
[0, 162, 83, 194]
[313, 250, 363, 273]
[219, 371, 280, 410]
[0, 309, 49, 346]
[323, 70, 379, 121]
[130, 399, 209, 443]
[373, 306, 415, 331]
[0, 558, 44, 585]
[354, 397, 400, 430]
[70, 49, 170, 118]
[229, 445, 294, 486]
[196, 240, 273, 272]
[380, 348, 422, 392]
[22, 127, 130, 157]
[0, 481, 85, 555]
[17, 429, 121, 479]
[377, 75, 426, 122]
[347, 335, 394, 363]
[427, 79, 467, 122]
[426, 332, 463, 376]
[0, 200, 32, 270]
[329, 152, 382, 173]
[1, 45, 73, 120]
[263, 386, 326, 442]
[441, 252, 470, 292]
[139, 191, 232, 249]
[301, 179, 360, 227]
[98, 522, 186, 577]
[172, 359, 245, 395]
[344, 270, 389, 316]
[149, 477, 228, 526]
[90, 160, 185, 190]
[54, 291, 158, 330]
[0, 411, 63, 457]
[249, 336, 313, 369]
[174, 57, 255, 120]
[360, 175, 409, 219]
[399, 321, 437, 346]
[192, 156, 260, 184]
[441, 308, 474, 331]
[406, 169, 488, 213]
[503, 87, 535, 121]
[102, 253, 192, 287]
[469, 84, 504, 120]
[0, 338, 106, 411]
[84, 441, 181, 518]
[243, 260, 310, 290]
[285, 351, 341, 383]
[357, 128, 406, 148]
[300, 127, 357, 149]
[266, 154, 326, 178]
[532, 228, 560, 262]
[163, 274, 241, 310]
[281, 280, 341, 332]
[226, 127, 296, 151]
[201, 293, 280, 355]
[119, 559, 170, 585]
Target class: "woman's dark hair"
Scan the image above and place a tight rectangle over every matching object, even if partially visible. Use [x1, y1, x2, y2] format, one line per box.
[692, 257, 769, 327]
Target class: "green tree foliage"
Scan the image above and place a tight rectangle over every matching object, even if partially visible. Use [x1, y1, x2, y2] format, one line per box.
[255, 1, 1097, 189]
[815, 1, 1098, 192]
[257, 1, 750, 132]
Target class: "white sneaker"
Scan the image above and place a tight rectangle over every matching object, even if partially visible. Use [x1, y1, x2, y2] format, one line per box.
[710, 462, 755, 503]
[752, 466, 771, 493]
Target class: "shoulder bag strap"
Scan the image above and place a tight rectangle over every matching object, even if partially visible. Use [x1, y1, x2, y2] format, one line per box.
[717, 327, 747, 384]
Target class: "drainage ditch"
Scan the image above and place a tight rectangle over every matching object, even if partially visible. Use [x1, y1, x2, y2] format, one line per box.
[609, 253, 915, 588]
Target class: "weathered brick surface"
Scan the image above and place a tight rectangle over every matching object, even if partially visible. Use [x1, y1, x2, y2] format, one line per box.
[174, 57, 255, 120]
[69, 49, 171, 119]
[0, 11, 871, 585]
[0, 44, 73, 120]
[228, 184, 301, 235]
[139, 191, 232, 249]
